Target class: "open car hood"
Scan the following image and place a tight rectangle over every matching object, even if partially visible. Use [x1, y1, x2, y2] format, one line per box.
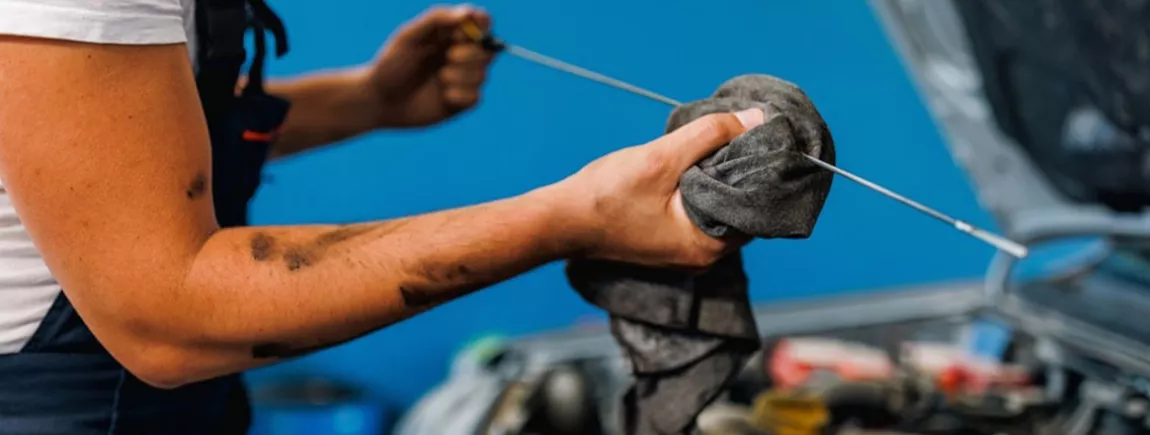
[869, 0, 1150, 244]
[870, 0, 1150, 373]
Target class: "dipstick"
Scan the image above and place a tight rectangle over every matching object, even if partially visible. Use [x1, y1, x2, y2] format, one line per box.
[461, 20, 1029, 258]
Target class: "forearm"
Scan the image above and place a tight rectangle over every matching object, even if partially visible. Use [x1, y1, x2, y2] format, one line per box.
[263, 67, 384, 158]
[0, 35, 587, 390]
[132, 186, 577, 386]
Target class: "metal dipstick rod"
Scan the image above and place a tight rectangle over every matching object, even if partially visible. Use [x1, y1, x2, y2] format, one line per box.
[462, 22, 1029, 259]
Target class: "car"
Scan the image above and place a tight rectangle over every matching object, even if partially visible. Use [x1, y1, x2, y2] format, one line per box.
[397, 1, 1150, 433]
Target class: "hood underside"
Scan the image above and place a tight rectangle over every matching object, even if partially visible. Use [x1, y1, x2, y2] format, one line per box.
[869, 0, 1150, 247]
[870, 0, 1150, 366]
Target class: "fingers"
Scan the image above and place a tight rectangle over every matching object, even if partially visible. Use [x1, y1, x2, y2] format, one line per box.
[439, 65, 486, 87]
[394, 7, 459, 43]
[396, 4, 488, 44]
[441, 43, 491, 87]
[651, 108, 766, 171]
[442, 87, 479, 108]
[438, 43, 489, 109]
[446, 43, 492, 64]
[453, 6, 491, 42]
[438, 6, 494, 110]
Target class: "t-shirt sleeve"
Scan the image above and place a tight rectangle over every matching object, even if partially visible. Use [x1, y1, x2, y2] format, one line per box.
[0, 0, 187, 45]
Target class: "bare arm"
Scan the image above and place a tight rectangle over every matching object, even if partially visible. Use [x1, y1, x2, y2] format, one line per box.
[265, 6, 495, 158]
[0, 37, 576, 387]
[0, 36, 756, 389]
[259, 67, 381, 158]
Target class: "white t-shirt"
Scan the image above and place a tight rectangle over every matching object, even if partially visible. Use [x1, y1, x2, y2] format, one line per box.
[0, 0, 198, 354]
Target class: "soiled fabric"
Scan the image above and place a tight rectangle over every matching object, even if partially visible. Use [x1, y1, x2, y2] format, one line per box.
[566, 74, 835, 435]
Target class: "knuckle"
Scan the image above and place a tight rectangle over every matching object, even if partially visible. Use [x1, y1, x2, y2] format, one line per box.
[640, 150, 670, 176]
[447, 89, 479, 106]
[421, 5, 451, 21]
[681, 250, 717, 269]
[697, 114, 737, 143]
[439, 67, 477, 86]
[683, 239, 724, 268]
[446, 45, 473, 63]
[445, 46, 463, 62]
[437, 67, 458, 82]
[442, 66, 485, 86]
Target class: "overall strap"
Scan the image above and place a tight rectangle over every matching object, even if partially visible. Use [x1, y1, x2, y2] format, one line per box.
[195, 0, 290, 114]
[194, 0, 248, 114]
[242, 0, 289, 95]
[196, 0, 291, 228]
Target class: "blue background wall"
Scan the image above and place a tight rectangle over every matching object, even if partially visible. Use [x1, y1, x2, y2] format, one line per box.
[245, 0, 998, 409]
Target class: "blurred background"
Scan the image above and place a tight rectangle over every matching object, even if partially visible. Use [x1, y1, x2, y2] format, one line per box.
[243, 0, 1002, 430]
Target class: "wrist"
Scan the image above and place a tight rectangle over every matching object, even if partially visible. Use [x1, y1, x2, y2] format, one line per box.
[520, 183, 599, 259]
[349, 67, 399, 130]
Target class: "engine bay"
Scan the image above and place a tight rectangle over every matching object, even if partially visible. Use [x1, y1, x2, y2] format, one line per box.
[419, 252, 1150, 435]
[697, 320, 1150, 435]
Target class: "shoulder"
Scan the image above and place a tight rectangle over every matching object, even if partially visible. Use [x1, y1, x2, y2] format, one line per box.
[0, 0, 193, 46]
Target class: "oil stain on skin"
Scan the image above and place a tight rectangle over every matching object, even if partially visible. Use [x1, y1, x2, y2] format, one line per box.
[397, 260, 484, 308]
[251, 342, 310, 359]
[313, 224, 376, 247]
[400, 286, 437, 307]
[449, 265, 471, 280]
[186, 173, 208, 200]
[250, 232, 277, 261]
[251, 330, 377, 359]
[247, 224, 381, 272]
[252, 326, 386, 359]
[283, 250, 313, 271]
[399, 276, 486, 309]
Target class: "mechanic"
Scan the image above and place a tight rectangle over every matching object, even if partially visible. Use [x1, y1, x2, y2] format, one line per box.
[0, 1, 766, 434]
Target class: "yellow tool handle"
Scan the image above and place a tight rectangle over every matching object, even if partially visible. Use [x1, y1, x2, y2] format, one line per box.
[460, 18, 505, 52]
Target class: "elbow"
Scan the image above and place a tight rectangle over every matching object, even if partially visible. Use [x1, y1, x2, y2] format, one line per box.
[101, 295, 223, 389]
[104, 324, 216, 390]
[64, 280, 227, 389]
[118, 346, 199, 390]
[133, 370, 187, 391]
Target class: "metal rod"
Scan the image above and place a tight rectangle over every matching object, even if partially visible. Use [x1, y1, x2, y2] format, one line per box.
[801, 154, 955, 225]
[802, 154, 1028, 258]
[499, 39, 1029, 258]
[502, 44, 684, 107]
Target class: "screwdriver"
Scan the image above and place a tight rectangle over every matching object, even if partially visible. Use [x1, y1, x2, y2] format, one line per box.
[459, 20, 1029, 259]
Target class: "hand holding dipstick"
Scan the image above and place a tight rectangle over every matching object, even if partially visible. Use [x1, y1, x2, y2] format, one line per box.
[459, 19, 1028, 259]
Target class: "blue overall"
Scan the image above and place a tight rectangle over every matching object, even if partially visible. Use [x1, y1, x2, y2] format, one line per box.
[0, 0, 290, 433]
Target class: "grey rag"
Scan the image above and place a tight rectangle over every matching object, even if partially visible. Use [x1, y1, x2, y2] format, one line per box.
[566, 74, 835, 435]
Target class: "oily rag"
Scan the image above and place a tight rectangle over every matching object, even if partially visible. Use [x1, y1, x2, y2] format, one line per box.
[566, 74, 835, 435]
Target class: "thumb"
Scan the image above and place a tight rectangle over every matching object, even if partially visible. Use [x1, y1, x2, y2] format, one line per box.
[396, 5, 477, 43]
[652, 108, 765, 171]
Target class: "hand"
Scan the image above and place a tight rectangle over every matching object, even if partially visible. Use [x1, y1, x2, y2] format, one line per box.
[364, 5, 495, 128]
[554, 108, 767, 269]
